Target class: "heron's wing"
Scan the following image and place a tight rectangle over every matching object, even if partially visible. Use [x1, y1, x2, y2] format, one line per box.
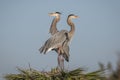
[62, 44, 70, 62]
[62, 33, 70, 62]
[39, 30, 69, 54]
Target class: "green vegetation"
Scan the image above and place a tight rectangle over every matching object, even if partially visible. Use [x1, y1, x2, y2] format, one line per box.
[107, 54, 120, 80]
[4, 67, 106, 80]
[4, 54, 120, 80]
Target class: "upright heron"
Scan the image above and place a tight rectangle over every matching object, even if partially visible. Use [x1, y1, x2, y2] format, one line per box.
[49, 12, 70, 62]
[39, 14, 78, 69]
[49, 12, 61, 35]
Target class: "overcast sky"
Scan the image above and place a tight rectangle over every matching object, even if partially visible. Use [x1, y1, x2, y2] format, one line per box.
[0, 0, 120, 79]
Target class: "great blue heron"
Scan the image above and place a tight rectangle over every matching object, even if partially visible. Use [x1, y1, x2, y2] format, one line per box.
[39, 14, 78, 69]
[48, 12, 70, 69]
[49, 12, 69, 61]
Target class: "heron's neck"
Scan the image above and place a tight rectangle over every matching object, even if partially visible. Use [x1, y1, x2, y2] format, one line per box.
[50, 16, 60, 35]
[67, 18, 75, 38]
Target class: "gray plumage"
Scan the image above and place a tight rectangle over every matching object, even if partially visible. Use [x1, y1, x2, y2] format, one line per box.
[47, 12, 70, 62]
[39, 30, 69, 55]
[39, 13, 78, 65]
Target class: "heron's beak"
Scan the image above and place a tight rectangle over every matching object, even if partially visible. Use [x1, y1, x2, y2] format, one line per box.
[75, 15, 79, 18]
[48, 13, 53, 16]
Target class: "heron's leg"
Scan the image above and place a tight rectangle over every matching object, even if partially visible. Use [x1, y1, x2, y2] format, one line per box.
[57, 46, 64, 70]
[57, 46, 61, 65]
[58, 54, 64, 70]
[57, 54, 60, 68]
[61, 55, 64, 70]
[57, 47, 60, 69]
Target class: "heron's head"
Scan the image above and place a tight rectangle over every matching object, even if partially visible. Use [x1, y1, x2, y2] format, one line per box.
[68, 14, 79, 19]
[49, 12, 61, 17]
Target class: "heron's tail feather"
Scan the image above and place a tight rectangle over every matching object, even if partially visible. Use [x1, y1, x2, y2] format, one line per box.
[39, 46, 44, 53]
[39, 45, 50, 54]
[63, 54, 69, 62]
[62, 45, 70, 62]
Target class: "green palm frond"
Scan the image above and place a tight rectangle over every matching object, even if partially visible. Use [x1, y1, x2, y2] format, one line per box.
[84, 69, 106, 80]
[4, 67, 106, 80]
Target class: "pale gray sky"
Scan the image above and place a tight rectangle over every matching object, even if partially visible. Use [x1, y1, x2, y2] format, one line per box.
[0, 0, 120, 79]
